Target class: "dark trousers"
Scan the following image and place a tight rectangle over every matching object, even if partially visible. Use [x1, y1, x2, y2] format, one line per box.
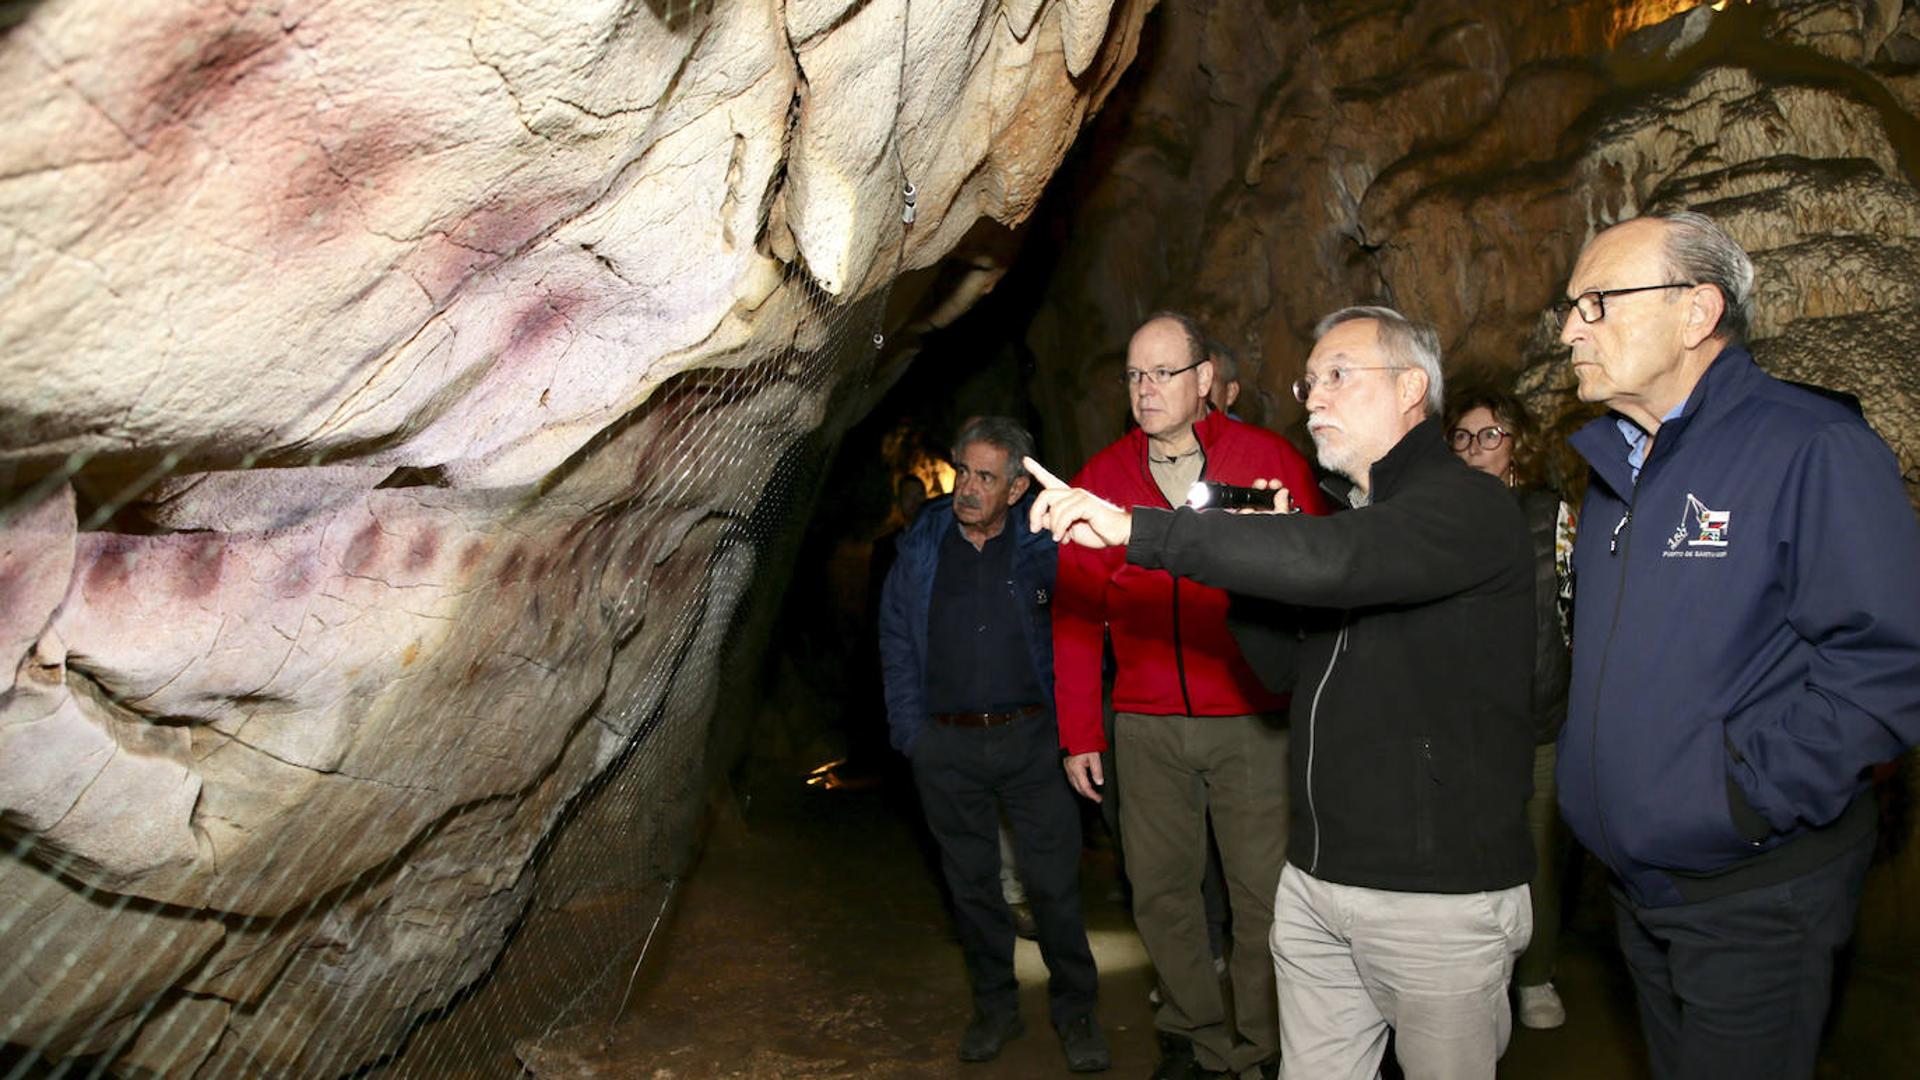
[1516, 741, 1564, 987]
[912, 710, 1099, 1027]
[1612, 831, 1874, 1080]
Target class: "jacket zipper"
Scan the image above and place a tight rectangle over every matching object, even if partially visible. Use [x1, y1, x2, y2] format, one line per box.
[1304, 620, 1348, 875]
[1414, 735, 1437, 862]
[1588, 485, 1637, 887]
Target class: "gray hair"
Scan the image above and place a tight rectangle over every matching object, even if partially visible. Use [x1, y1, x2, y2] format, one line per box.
[951, 416, 1035, 480]
[1655, 210, 1755, 343]
[1312, 305, 1445, 417]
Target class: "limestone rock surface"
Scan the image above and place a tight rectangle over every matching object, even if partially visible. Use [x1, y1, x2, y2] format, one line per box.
[0, 0, 1146, 1072]
[1028, 0, 1920, 509]
[1019, 10, 1920, 1072]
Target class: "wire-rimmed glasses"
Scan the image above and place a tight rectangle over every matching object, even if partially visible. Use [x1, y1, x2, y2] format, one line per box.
[1291, 365, 1402, 404]
[1124, 359, 1205, 387]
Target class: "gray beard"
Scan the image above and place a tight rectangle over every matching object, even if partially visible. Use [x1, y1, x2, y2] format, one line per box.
[1311, 433, 1370, 506]
[1311, 434, 1355, 483]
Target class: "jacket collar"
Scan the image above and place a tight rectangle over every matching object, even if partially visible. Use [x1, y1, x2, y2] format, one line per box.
[1194, 406, 1230, 448]
[1570, 344, 1758, 498]
[912, 492, 1047, 551]
[1368, 416, 1451, 502]
[1315, 417, 1449, 507]
[1009, 490, 1049, 552]
[907, 495, 956, 550]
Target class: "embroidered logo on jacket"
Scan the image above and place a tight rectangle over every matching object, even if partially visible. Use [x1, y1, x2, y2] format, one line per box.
[1665, 493, 1731, 558]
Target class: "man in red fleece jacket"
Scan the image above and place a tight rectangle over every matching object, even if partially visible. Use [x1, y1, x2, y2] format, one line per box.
[1054, 312, 1325, 1079]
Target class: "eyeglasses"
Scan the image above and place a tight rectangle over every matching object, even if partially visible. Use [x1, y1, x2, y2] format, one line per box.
[1551, 282, 1693, 324]
[1448, 425, 1511, 452]
[1124, 359, 1205, 387]
[1291, 365, 1402, 403]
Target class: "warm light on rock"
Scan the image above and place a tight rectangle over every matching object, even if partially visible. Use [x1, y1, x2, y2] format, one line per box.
[3, 0, 1917, 1074]
[0, 0, 1146, 1072]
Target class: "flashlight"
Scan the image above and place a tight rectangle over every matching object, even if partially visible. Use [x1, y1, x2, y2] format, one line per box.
[1186, 481, 1281, 512]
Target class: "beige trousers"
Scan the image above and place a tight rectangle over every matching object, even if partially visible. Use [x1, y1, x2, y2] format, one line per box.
[1273, 863, 1531, 1080]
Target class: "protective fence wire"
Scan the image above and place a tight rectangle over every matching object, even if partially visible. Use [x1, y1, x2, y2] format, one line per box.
[0, 0, 925, 1074]
[0, 271, 903, 1080]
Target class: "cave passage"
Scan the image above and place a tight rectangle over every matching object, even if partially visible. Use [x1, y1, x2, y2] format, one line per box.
[498, 306, 1911, 1078]
[508, 708, 1650, 1079]
[8, 1, 1920, 1077]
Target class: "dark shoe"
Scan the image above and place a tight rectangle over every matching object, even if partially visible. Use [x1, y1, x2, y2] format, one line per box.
[957, 1011, 1024, 1062]
[1057, 1013, 1111, 1072]
[1009, 901, 1039, 940]
[1149, 1033, 1228, 1079]
[1254, 1055, 1281, 1080]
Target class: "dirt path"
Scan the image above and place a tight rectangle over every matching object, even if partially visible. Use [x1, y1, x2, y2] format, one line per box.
[514, 767, 1158, 1078]
[507, 756, 1672, 1079]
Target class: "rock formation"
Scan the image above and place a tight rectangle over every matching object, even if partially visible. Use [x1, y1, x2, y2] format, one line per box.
[1028, 0, 1920, 509]
[8, 0, 1920, 1074]
[0, 0, 1146, 1073]
[1020, 3, 1919, 1070]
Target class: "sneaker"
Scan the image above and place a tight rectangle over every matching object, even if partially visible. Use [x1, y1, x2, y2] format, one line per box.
[1010, 901, 1039, 941]
[1517, 982, 1566, 1029]
[1057, 1013, 1112, 1073]
[957, 1011, 1025, 1062]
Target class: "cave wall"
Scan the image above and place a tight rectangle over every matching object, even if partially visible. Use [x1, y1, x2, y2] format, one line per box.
[8, 0, 1920, 1073]
[0, 0, 1152, 1073]
[1021, 1, 1920, 1072]
[1029, 0, 1920, 507]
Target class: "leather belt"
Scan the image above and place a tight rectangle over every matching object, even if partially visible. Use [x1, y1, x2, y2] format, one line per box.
[931, 703, 1043, 728]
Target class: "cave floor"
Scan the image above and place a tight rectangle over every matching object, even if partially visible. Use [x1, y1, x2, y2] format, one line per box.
[513, 759, 1673, 1080]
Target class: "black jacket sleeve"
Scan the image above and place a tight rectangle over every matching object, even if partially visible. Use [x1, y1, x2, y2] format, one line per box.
[1126, 472, 1526, 610]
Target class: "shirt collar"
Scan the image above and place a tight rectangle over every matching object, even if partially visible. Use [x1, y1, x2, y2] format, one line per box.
[1615, 399, 1688, 482]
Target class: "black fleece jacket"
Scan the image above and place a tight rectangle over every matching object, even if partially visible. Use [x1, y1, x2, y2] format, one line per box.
[1126, 418, 1536, 893]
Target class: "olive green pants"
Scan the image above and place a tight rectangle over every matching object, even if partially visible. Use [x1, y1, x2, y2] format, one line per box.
[1116, 711, 1289, 1073]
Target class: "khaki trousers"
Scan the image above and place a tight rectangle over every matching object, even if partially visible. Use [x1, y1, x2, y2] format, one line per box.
[1116, 711, 1289, 1073]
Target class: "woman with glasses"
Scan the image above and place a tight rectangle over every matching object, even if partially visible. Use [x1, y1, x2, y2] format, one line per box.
[1444, 382, 1577, 1032]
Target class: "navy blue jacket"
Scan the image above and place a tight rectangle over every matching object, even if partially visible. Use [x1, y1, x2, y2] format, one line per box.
[1559, 347, 1920, 907]
[877, 495, 1058, 756]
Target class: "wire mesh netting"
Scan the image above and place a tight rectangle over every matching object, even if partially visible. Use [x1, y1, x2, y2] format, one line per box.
[0, 0, 935, 1074]
[1, 272, 901, 1079]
